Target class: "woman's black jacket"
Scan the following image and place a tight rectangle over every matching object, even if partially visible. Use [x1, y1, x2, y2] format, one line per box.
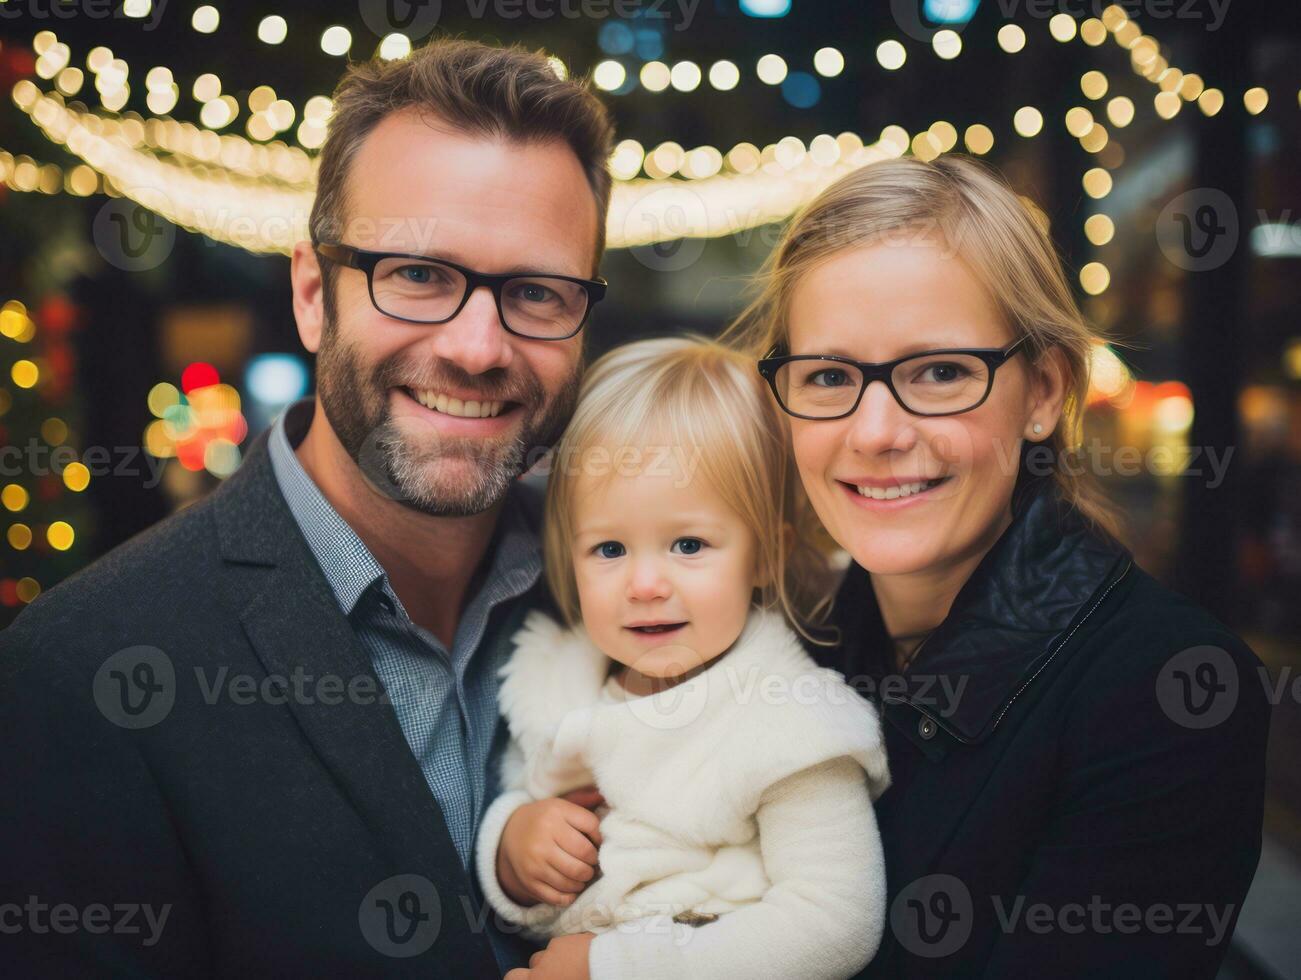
[812, 478, 1270, 979]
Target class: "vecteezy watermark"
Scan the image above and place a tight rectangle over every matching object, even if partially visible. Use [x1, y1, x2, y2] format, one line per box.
[892, 874, 1237, 956]
[890, 873, 974, 958]
[460, 0, 699, 30]
[194, 666, 387, 709]
[1157, 647, 1301, 729]
[1156, 188, 1240, 272]
[358, 874, 442, 957]
[992, 895, 1236, 946]
[1, 440, 168, 490]
[1155, 644, 1240, 729]
[359, 0, 444, 39]
[0, 0, 170, 30]
[93, 197, 177, 273]
[92, 646, 177, 730]
[0, 897, 172, 947]
[988, 0, 1232, 31]
[1003, 439, 1236, 489]
[91, 646, 406, 730]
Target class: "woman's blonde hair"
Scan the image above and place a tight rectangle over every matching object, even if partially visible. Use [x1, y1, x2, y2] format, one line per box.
[722, 154, 1124, 542]
[543, 335, 837, 641]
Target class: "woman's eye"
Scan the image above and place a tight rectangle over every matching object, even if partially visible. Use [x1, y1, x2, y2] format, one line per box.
[918, 362, 968, 384]
[595, 541, 625, 559]
[809, 368, 851, 388]
[671, 537, 706, 556]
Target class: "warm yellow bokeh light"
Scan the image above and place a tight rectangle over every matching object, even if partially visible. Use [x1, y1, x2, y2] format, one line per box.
[2, 484, 30, 512]
[876, 40, 907, 70]
[1085, 214, 1115, 246]
[670, 61, 702, 92]
[963, 124, 994, 155]
[1198, 88, 1225, 116]
[756, 54, 788, 85]
[1080, 71, 1108, 100]
[593, 60, 626, 92]
[932, 30, 962, 60]
[191, 5, 219, 33]
[1083, 167, 1113, 198]
[813, 47, 844, 77]
[1066, 107, 1095, 137]
[63, 461, 91, 492]
[1243, 87, 1268, 115]
[1013, 106, 1044, 137]
[12, 360, 39, 389]
[1049, 14, 1077, 42]
[320, 26, 352, 57]
[7, 523, 32, 550]
[709, 60, 740, 90]
[1080, 262, 1110, 295]
[16, 578, 40, 603]
[258, 15, 287, 45]
[640, 61, 670, 92]
[40, 417, 68, 446]
[997, 24, 1026, 53]
[1154, 91, 1182, 119]
[47, 521, 75, 551]
[1106, 96, 1135, 127]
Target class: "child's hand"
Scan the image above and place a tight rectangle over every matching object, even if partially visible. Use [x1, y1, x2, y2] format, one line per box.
[505, 932, 595, 980]
[497, 786, 604, 908]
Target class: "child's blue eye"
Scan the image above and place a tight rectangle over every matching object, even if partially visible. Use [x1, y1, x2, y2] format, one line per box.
[595, 541, 625, 559]
[671, 537, 706, 555]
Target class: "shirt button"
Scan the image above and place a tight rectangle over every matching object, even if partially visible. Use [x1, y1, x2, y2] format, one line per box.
[918, 716, 937, 740]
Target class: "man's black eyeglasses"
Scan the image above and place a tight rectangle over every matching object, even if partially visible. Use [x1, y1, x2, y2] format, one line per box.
[314, 242, 607, 341]
[757, 336, 1031, 420]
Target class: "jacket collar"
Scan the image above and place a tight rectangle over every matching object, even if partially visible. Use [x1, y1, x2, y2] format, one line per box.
[834, 476, 1132, 747]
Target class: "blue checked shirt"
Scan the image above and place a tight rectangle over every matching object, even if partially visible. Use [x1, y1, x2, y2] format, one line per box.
[267, 399, 543, 881]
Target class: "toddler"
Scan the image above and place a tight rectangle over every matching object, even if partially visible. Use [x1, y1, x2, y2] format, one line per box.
[476, 337, 890, 979]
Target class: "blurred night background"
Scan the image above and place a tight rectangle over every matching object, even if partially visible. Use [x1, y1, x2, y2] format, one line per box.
[0, 0, 1298, 973]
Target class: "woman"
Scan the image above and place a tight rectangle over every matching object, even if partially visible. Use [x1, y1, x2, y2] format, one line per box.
[726, 155, 1269, 978]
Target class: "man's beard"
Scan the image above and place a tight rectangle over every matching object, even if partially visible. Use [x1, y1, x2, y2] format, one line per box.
[314, 315, 579, 517]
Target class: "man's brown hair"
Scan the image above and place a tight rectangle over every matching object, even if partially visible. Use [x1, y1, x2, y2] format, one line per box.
[309, 38, 615, 279]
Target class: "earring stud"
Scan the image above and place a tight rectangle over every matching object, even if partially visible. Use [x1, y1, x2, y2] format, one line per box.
[1032, 423, 1044, 434]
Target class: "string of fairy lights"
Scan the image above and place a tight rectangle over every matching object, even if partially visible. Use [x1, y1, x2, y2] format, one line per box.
[2, 4, 1297, 604]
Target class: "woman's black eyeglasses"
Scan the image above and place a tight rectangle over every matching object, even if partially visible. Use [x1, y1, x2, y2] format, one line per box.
[314, 242, 607, 341]
[758, 336, 1031, 420]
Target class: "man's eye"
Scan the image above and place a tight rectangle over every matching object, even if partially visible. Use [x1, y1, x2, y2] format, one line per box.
[395, 264, 437, 284]
[595, 541, 625, 559]
[671, 537, 706, 556]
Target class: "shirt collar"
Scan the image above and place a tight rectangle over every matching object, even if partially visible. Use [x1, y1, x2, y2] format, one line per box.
[266, 398, 542, 620]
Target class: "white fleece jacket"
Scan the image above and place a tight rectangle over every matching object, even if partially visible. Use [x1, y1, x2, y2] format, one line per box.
[474, 606, 891, 980]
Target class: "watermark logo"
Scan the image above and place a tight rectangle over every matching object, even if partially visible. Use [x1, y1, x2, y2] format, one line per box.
[359, 874, 442, 957]
[359, 0, 442, 39]
[92, 646, 176, 729]
[1156, 645, 1239, 730]
[623, 186, 709, 273]
[93, 195, 176, 272]
[1156, 188, 1239, 272]
[890, 873, 973, 957]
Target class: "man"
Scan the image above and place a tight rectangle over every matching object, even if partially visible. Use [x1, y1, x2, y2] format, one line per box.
[1, 39, 613, 977]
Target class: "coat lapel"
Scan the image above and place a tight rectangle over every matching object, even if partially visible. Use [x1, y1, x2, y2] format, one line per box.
[210, 432, 479, 918]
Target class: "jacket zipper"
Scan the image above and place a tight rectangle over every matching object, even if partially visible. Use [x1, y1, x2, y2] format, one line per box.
[894, 559, 1133, 744]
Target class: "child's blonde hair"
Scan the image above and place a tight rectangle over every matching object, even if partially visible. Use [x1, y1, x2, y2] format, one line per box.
[543, 335, 836, 641]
